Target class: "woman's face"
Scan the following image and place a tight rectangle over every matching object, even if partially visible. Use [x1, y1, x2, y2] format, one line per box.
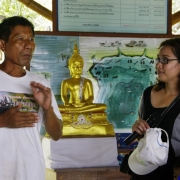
[155, 45, 180, 84]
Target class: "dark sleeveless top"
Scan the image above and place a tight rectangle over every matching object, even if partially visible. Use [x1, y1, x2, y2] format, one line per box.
[130, 86, 180, 180]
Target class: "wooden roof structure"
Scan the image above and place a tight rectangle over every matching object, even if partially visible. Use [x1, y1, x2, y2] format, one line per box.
[17, 0, 52, 21]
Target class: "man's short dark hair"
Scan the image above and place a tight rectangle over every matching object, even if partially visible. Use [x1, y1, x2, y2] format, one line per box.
[0, 16, 35, 42]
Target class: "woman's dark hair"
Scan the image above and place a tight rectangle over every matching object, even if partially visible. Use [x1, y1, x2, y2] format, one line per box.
[0, 16, 35, 42]
[155, 38, 180, 92]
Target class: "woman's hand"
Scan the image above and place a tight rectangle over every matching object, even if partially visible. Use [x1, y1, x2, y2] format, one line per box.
[132, 119, 150, 135]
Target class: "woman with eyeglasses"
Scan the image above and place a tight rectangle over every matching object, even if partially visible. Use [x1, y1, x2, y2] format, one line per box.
[129, 38, 180, 180]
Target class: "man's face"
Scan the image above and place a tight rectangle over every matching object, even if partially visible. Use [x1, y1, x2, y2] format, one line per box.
[2, 25, 35, 68]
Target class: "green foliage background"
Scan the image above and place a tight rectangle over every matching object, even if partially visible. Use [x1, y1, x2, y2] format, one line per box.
[0, 0, 52, 31]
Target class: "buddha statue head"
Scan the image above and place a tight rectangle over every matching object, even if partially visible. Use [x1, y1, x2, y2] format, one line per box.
[68, 43, 84, 77]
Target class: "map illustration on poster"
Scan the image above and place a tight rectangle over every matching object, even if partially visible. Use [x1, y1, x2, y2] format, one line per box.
[31, 36, 165, 132]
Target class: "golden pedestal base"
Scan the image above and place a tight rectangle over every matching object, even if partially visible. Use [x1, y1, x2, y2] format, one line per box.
[62, 124, 115, 137]
[61, 112, 115, 137]
[45, 112, 115, 138]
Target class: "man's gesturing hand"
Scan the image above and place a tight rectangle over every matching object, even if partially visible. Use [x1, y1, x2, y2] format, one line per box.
[30, 81, 51, 110]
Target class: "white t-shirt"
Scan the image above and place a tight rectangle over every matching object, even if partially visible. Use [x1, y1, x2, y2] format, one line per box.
[0, 70, 61, 180]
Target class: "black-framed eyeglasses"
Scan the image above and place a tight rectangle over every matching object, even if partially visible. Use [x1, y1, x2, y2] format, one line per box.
[154, 57, 179, 64]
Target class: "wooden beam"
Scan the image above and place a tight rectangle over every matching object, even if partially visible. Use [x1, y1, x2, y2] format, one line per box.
[172, 11, 180, 25]
[17, 0, 52, 21]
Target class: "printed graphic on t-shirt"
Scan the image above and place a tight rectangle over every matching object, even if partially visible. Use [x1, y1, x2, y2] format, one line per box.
[0, 92, 39, 114]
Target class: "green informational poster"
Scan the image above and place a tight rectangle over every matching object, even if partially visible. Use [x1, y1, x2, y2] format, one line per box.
[57, 0, 167, 34]
[31, 36, 165, 132]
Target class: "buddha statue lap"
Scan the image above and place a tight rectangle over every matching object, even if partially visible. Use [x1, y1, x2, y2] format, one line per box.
[58, 43, 115, 137]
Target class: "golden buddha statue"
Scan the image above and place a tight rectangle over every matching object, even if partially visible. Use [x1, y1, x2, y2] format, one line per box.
[58, 43, 115, 137]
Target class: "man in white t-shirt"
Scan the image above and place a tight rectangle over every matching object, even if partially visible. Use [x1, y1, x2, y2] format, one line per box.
[0, 16, 63, 180]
